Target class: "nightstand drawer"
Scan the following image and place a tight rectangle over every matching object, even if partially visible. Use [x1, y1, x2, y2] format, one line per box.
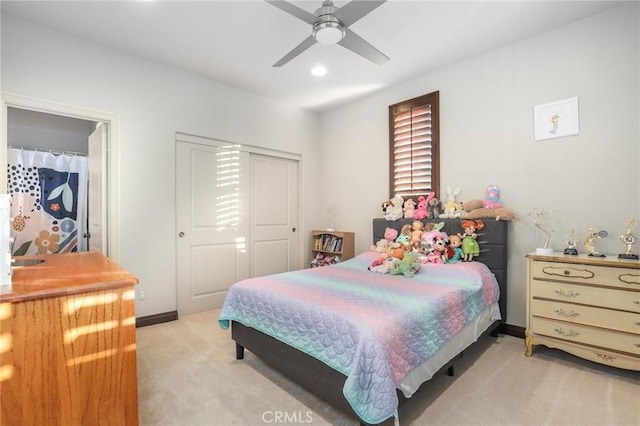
[531, 261, 640, 291]
[531, 299, 640, 334]
[531, 280, 640, 313]
[531, 317, 640, 356]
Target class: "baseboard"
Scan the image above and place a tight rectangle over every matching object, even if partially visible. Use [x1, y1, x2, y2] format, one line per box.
[499, 323, 525, 339]
[136, 310, 178, 328]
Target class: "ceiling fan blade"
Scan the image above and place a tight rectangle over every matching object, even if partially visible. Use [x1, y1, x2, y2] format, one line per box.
[338, 27, 389, 65]
[273, 35, 317, 67]
[334, 0, 386, 26]
[265, 0, 318, 25]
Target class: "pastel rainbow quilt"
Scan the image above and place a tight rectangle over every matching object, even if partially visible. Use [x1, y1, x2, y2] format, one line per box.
[219, 251, 500, 424]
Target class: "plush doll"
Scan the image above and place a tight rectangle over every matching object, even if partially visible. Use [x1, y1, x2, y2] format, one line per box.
[389, 252, 421, 277]
[419, 221, 445, 254]
[425, 231, 448, 264]
[384, 194, 405, 221]
[483, 185, 503, 209]
[403, 198, 416, 219]
[459, 220, 485, 261]
[427, 197, 441, 219]
[446, 234, 464, 263]
[440, 185, 462, 218]
[410, 220, 424, 249]
[413, 192, 434, 220]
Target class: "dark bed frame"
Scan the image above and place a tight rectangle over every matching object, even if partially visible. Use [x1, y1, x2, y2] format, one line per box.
[232, 218, 509, 426]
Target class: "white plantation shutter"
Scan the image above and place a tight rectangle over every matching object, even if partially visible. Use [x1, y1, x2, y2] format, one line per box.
[389, 91, 439, 199]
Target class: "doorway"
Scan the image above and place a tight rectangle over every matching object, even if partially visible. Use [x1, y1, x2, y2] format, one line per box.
[1, 93, 121, 262]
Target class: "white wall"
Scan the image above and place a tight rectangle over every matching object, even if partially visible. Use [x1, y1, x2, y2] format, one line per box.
[319, 3, 640, 327]
[1, 15, 323, 317]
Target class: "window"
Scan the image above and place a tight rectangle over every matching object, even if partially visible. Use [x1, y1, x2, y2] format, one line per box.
[388, 91, 439, 200]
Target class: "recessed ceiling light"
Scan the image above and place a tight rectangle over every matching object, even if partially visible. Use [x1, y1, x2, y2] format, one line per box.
[310, 65, 327, 77]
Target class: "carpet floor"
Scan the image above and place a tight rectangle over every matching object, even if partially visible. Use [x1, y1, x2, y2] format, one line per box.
[136, 309, 639, 426]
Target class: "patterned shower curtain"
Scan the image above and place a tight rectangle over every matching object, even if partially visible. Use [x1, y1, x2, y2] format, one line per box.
[7, 148, 88, 256]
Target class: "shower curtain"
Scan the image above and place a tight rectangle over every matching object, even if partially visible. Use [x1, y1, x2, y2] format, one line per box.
[7, 148, 88, 256]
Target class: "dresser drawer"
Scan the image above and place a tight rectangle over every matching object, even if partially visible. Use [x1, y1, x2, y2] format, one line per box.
[531, 280, 640, 313]
[531, 261, 640, 291]
[531, 299, 640, 334]
[531, 317, 640, 356]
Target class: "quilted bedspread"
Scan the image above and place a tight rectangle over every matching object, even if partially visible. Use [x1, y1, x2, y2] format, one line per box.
[218, 251, 500, 425]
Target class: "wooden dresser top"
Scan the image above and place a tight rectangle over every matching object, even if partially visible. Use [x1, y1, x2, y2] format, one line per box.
[1, 251, 138, 303]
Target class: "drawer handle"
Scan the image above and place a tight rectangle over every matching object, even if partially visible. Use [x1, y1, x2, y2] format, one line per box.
[554, 308, 580, 318]
[554, 289, 580, 298]
[634, 300, 640, 305]
[554, 327, 580, 338]
[595, 353, 616, 362]
[635, 322, 640, 326]
[635, 343, 640, 348]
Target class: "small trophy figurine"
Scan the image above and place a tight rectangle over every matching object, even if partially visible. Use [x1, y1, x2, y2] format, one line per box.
[584, 225, 608, 257]
[618, 218, 639, 260]
[326, 205, 336, 232]
[563, 229, 578, 255]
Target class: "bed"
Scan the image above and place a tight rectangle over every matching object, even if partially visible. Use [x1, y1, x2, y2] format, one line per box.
[219, 218, 508, 425]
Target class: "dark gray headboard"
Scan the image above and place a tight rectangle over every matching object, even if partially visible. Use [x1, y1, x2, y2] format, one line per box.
[373, 218, 508, 323]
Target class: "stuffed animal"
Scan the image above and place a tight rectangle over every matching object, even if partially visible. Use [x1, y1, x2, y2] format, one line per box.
[483, 185, 503, 209]
[462, 199, 516, 221]
[440, 186, 462, 218]
[428, 197, 441, 219]
[425, 231, 448, 264]
[384, 194, 405, 221]
[389, 252, 421, 277]
[413, 192, 434, 220]
[370, 238, 389, 253]
[384, 227, 399, 242]
[403, 198, 417, 219]
[369, 257, 395, 274]
[396, 224, 412, 247]
[446, 234, 464, 263]
[458, 220, 485, 261]
[419, 221, 445, 254]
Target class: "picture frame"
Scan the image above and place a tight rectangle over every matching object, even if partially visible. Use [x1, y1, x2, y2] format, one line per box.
[533, 96, 579, 141]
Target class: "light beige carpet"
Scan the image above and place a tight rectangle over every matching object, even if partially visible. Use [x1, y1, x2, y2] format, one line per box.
[136, 309, 639, 426]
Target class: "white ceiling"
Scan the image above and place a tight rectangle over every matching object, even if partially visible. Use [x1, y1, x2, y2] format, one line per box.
[1, 0, 623, 112]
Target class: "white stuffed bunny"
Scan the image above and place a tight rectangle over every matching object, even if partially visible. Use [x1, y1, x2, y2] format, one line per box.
[439, 186, 462, 218]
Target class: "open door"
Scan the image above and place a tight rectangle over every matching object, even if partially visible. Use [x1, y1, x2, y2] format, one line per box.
[87, 123, 107, 253]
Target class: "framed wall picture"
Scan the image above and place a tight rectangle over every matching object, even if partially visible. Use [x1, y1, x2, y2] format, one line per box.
[533, 96, 579, 141]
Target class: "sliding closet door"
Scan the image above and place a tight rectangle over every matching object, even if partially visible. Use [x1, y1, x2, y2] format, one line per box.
[176, 137, 300, 315]
[249, 154, 299, 277]
[176, 141, 251, 315]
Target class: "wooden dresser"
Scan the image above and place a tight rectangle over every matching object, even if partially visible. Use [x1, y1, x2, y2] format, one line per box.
[0, 252, 139, 425]
[525, 252, 639, 370]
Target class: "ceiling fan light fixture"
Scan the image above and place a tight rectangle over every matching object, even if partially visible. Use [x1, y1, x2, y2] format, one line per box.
[313, 21, 345, 45]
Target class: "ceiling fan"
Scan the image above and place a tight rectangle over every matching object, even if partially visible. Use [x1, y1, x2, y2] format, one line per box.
[265, 0, 389, 67]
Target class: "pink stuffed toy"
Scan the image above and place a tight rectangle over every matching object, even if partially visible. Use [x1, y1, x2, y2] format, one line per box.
[413, 192, 435, 220]
[384, 227, 399, 242]
[482, 185, 503, 209]
[403, 198, 416, 219]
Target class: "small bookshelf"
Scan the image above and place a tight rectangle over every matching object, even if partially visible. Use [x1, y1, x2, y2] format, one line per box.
[310, 230, 354, 267]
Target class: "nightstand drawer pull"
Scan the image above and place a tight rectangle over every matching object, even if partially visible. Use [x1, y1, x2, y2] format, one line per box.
[635, 321, 640, 326]
[595, 353, 616, 362]
[635, 343, 640, 348]
[634, 300, 640, 305]
[554, 327, 580, 338]
[554, 289, 580, 298]
[554, 308, 580, 318]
